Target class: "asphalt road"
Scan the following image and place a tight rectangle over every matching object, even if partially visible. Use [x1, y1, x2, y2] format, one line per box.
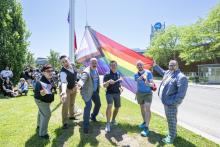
[121, 82, 220, 144]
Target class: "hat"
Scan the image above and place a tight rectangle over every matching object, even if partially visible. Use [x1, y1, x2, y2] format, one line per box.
[20, 78, 25, 81]
[41, 64, 53, 72]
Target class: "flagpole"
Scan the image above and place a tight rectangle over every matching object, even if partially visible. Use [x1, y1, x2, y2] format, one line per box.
[69, 0, 75, 63]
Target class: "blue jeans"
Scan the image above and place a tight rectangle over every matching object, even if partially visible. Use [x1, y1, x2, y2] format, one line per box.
[83, 91, 101, 129]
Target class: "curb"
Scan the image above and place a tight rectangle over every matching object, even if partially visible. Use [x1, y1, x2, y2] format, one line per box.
[154, 80, 220, 89]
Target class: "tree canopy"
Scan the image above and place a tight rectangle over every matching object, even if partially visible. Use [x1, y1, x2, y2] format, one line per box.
[0, 0, 30, 82]
[147, 3, 220, 66]
[47, 49, 61, 71]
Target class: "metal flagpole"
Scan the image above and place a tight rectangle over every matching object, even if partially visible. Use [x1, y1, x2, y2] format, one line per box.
[69, 0, 75, 63]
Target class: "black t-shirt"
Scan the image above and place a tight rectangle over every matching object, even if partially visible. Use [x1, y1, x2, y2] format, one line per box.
[103, 71, 121, 94]
[3, 82, 13, 90]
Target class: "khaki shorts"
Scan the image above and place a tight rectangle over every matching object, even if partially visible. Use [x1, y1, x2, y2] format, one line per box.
[136, 92, 152, 104]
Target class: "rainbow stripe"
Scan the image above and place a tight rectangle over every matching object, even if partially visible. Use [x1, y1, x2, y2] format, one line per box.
[76, 26, 153, 93]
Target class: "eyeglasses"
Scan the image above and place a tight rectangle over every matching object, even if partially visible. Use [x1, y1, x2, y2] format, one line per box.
[45, 70, 53, 73]
[137, 64, 143, 67]
[169, 64, 176, 67]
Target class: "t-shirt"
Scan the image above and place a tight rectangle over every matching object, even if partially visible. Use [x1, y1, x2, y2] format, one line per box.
[103, 70, 121, 94]
[134, 70, 153, 93]
[90, 69, 99, 92]
[0, 70, 13, 79]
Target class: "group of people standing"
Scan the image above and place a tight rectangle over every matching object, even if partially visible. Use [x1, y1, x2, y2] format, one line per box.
[34, 55, 188, 144]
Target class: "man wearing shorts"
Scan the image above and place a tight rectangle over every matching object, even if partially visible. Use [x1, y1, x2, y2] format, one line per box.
[134, 61, 154, 137]
[103, 61, 123, 133]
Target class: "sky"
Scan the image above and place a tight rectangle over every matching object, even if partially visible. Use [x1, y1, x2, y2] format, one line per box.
[21, 0, 220, 58]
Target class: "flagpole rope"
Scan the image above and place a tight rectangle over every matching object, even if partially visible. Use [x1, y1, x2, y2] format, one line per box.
[79, 28, 87, 51]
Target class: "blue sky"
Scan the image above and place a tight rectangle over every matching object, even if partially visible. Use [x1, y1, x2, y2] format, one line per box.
[21, 0, 220, 58]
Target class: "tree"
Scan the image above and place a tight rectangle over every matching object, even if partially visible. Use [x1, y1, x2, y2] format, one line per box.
[25, 51, 35, 67]
[146, 3, 220, 66]
[47, 49, 61, 71]
[202, 3, 220, 63]
[0, 0, 30, 82]
[180, 4, 220, 64]
[146, 26, 181, 66]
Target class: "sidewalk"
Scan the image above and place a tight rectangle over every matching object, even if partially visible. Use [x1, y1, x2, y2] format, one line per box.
[154, 80, 220, 89]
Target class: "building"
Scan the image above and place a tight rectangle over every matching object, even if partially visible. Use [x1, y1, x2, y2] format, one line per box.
[36, 57, 48, 65]
[198, 64, 220, 84]
[132, 48, 146, 55]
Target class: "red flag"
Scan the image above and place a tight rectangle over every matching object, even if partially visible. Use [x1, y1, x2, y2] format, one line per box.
[74, 32, 77, 50]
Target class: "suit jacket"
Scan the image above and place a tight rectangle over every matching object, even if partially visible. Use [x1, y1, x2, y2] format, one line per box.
[153, 65, 188, 106]
[78, 67, 100, 102]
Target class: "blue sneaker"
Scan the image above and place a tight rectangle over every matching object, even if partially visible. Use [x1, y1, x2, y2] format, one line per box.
[141, 127, 149, 137]
[138, 122, 146, 129]
[162, 135, 174, 144]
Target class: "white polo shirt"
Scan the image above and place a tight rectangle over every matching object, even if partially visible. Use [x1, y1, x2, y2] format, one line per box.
[60, 67, 75, 83]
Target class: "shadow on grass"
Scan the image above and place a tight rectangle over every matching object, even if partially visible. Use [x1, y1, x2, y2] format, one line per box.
[105, 124, 128, 146]
[117, 122, 197, 147]
[77, 121, 103, 147]
[51, 102, 62, 113]
[51, 121, 75, 147]
[0, 96, 10, 99]
[25, 129, 50, 147]
[147, 131, 165, 146]
[120, 123, 165, 146]
[148, 131, 197, 147]
[173, 136, 197, 147]
[0, 95, 19, 99]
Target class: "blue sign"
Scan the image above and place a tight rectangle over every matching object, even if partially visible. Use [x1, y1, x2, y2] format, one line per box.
[154, 22, 162, 30]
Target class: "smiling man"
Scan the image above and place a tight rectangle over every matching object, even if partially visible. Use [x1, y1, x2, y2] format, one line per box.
[59, 55, 78, 129]
[76, 58, 101, 134]
[153, 60, 188, 144]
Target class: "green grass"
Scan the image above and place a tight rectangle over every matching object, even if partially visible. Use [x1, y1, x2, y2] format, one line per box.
[0, 89, 219, 147]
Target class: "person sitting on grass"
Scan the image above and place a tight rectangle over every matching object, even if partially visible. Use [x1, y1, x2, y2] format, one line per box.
[17, 78, 28, 96]
[2, 78, 18, 97]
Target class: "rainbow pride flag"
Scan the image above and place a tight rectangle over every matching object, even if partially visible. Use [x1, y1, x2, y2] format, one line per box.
[76, 26, 153, 93]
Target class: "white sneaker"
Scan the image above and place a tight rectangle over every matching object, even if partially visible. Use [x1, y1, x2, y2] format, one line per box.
[105, 123, 111, 133]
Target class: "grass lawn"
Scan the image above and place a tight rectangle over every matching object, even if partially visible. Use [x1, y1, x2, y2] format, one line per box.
[0, 88, 219, 147]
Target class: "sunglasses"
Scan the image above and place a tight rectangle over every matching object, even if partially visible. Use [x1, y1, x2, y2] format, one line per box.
[45, 70, 53, 73]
